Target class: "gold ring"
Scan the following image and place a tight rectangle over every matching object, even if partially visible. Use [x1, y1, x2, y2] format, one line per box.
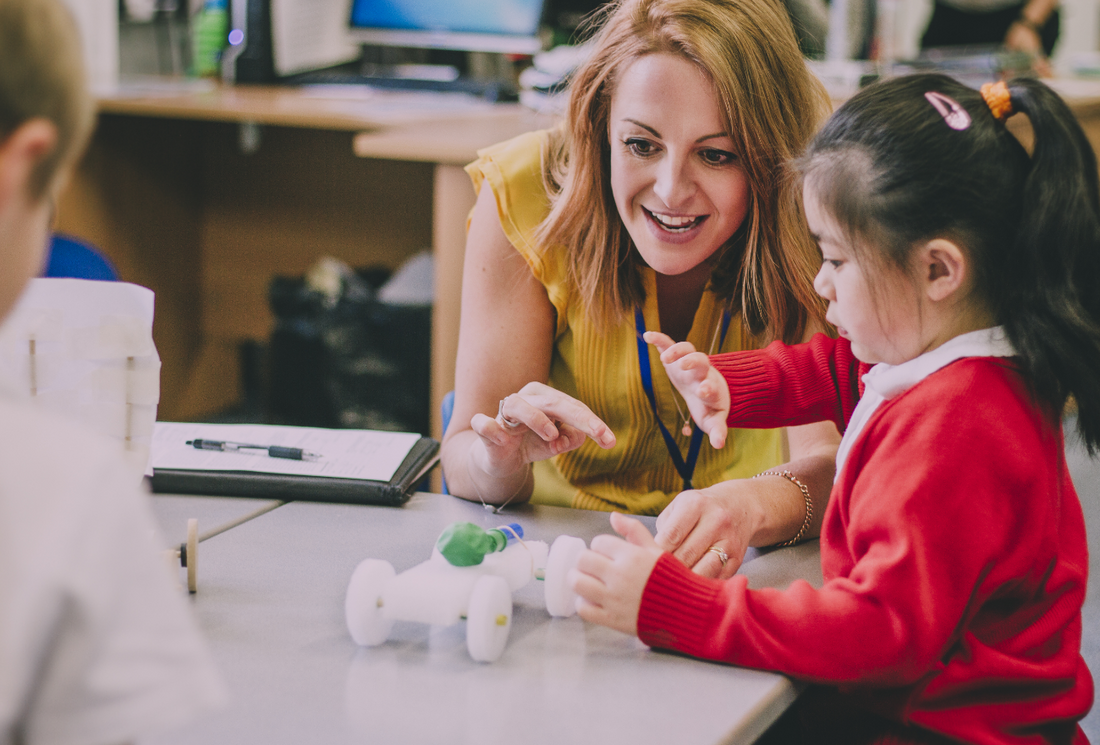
[707, 546, 729, 567]
[496, 395, 523, 429]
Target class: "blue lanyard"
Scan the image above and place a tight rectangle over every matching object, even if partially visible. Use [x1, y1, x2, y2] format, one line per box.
[634, 306, 732, 491]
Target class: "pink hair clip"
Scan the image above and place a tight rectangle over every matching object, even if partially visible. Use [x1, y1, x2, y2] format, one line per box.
[924, 91, 971, 131]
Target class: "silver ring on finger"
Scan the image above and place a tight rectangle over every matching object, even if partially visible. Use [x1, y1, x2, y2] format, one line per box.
[496, 395, 523, 430]
[707, 545, 729, 567]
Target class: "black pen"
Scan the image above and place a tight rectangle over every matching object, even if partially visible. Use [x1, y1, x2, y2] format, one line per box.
[186, 439, 322, 461]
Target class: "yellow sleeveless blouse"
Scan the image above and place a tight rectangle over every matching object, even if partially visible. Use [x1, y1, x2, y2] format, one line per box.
[466, 130, 784, 515]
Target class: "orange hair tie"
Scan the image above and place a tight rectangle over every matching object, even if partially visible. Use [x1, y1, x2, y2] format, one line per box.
[981, 81, 1013, 121]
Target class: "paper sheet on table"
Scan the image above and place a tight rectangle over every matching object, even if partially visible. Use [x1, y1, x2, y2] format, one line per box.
[150, 422, 421, 483]
[270, 0, 358, 77]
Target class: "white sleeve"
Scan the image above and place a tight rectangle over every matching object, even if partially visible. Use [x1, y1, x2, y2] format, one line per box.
[22, 464, 227, 745]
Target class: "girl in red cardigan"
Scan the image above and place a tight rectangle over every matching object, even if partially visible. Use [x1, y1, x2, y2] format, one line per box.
[570, 73, 1098, 744]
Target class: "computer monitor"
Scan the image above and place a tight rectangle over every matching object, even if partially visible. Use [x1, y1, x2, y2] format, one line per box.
[347, 0, 547, 55]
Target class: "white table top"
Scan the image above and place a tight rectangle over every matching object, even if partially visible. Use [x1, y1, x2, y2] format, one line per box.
[148, 492, 823, 745]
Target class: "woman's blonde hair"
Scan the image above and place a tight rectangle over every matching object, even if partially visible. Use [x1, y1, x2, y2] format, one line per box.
[536, 0, 830, 343]
[0, 0, 95, 199]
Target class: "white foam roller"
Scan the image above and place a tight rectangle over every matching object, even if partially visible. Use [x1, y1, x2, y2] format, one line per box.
[466, 575, 512, 663]
[346, 559, 396, 646]
[382, 563, 478, 626]
[544, 535, 587, 617]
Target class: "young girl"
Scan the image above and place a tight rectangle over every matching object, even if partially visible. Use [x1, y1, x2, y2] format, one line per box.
[570, 73, 1097, 743]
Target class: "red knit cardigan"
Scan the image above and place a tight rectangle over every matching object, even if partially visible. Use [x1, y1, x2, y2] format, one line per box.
[637, 334, 1093, 744]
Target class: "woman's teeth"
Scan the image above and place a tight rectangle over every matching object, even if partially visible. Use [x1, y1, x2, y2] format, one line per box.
[651, 213, 700, 231]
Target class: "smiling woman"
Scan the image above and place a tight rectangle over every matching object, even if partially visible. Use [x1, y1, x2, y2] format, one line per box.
[608, 54, 751, 302]
[442, 0, 842, 577]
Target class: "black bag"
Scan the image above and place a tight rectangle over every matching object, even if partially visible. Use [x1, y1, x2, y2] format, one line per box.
[267, 266, 430, 436]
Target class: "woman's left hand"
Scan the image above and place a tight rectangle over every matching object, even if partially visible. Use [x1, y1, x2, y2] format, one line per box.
[653, 481, 760, 579]
[654, 449, 836, 579]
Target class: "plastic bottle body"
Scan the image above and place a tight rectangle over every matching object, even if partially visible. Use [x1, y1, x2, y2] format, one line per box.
[191, 0, 228, 77]
[436, 521, 524, 566]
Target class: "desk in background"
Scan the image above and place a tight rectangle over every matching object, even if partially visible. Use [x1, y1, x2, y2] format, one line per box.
[56, 83, 557, 441]
[148, 492, 824, 745]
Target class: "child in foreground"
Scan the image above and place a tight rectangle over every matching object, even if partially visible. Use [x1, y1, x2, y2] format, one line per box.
[570, 73, 1096, 743]
[0, 0, 225, 741]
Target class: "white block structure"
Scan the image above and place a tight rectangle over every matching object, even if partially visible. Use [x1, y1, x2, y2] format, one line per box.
[0, 279, 160, 477]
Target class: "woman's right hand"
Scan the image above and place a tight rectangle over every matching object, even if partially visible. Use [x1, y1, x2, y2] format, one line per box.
[469, 382, 616, 479]
[442, 185, 616, 504]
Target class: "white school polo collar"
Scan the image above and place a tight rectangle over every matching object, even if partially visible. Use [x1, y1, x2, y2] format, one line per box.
[834, 327, 1015, 482]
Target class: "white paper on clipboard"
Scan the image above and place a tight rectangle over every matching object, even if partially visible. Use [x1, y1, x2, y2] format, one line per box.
[270, 0, 359, 77]
[149, 422, 422, 483]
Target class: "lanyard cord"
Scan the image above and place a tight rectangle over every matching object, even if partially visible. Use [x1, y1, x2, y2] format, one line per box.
[634, 306, 732, 491]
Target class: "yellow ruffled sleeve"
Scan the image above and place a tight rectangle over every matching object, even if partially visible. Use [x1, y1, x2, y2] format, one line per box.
[465, 129, 569, 338]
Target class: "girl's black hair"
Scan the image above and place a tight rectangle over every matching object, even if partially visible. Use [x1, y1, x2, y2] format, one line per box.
[800, 73, 1100, 452]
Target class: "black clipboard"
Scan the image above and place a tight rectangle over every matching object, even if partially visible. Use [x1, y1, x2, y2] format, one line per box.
[150, 436, 439, 506]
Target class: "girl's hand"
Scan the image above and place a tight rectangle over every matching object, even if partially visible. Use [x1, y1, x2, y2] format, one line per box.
[571, 512, 664, 636]
[469, 381, 616, 478]
[643, 331, 730, 449]
[654, 481, 758, 579]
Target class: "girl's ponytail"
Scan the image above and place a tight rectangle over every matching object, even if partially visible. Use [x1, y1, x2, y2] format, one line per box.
[1000, 78, 1100, 452]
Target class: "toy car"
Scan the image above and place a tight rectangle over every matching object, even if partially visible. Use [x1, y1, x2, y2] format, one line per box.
[345, 522, 587, 662]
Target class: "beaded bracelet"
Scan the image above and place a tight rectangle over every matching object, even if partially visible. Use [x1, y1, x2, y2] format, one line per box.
[753, 469, 813, 547]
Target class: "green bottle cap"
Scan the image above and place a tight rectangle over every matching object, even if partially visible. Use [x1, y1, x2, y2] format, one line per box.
[436, 522, 507, 566]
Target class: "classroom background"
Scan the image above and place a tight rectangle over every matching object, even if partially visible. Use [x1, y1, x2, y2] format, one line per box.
[38, 0, 1100, 740]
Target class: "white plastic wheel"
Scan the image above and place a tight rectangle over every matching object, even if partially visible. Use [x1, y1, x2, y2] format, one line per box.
[345, 559, 396, 646]
[544, 535, 586, 617]
[185, 518, 198, 594]
[465, 575, 512, 663]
